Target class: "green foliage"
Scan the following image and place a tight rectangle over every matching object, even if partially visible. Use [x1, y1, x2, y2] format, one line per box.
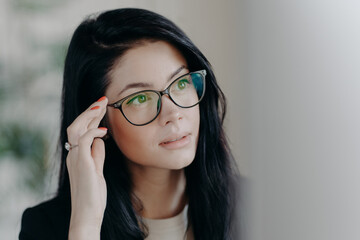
[48, 42, 68, 70]
[0, 122, 48, 192]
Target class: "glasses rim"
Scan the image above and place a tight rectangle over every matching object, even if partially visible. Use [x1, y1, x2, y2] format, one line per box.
[107, 69, 207, 126]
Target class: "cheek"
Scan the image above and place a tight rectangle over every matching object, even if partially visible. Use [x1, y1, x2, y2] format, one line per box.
[109, 113, 154, 160]
[107, 104, 201, 168]
[191, 105, 200, 133]
[188, 106, 201, 151]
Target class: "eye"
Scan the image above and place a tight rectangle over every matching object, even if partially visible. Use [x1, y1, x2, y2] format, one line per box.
[126, 94, 149, 105]
[176, 79, 190, 90]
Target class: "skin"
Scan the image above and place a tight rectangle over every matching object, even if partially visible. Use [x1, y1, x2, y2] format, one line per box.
[66, 40, 200, 239]
[106, 40, 200, 218]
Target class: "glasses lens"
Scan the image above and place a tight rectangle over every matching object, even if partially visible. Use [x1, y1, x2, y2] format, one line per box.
[121, 91, 160, 125]
[169, 72, 205, 107]
[118, 71, 205, 125]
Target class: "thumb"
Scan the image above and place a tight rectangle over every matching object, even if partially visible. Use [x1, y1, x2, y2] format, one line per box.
[91, 138, 105, 175]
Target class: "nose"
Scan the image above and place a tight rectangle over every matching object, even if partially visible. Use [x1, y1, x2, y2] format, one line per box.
[157, 94, 182, 126]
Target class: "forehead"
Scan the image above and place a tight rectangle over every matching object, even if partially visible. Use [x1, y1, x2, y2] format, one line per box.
[106, 41, 188, 99]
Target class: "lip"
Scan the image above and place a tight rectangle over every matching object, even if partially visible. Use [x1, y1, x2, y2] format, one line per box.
[159, 133, 191, 150]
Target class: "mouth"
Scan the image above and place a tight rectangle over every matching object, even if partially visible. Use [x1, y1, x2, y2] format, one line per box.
[159, 133, 191, 149]
[160, 136, 186, 145]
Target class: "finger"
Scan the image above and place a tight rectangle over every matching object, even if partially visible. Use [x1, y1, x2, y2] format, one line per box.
[91, 138, 105, 175]
[66, 127, 107, 167]
[77, 128, 108, 162]
[88, 100, 108, 130]
[67, 97, 108, 143]
[72, 97, 108, 128]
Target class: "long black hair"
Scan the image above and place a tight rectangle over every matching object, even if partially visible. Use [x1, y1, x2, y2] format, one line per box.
[58, 8, 239, 240]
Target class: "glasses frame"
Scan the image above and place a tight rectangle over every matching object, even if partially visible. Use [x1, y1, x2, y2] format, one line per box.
[107, 69, 207, 126]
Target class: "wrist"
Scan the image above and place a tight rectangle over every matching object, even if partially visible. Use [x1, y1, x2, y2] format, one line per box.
[68, 223, 101, 240]
[68, 213, 103, 240]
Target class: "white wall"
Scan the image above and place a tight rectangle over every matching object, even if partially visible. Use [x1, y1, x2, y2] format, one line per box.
[244, 0, 360, 239]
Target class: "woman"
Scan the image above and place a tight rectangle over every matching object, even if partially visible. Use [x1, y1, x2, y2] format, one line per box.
[19, 8, 240, 240]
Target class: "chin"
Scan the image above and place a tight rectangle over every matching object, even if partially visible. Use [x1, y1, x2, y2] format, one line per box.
[164, 152, 196, 170]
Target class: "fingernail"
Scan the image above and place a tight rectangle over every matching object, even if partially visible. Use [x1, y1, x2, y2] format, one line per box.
[99, 127, 108, 131]
[91, 106, 100, 110]
[97, 96, 107, 102]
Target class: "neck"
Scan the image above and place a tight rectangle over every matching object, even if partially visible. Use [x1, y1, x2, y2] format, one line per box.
[128, 162, 187, 219]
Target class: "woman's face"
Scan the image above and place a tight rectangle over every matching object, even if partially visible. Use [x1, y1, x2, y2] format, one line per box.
[105, 41, 200, 170]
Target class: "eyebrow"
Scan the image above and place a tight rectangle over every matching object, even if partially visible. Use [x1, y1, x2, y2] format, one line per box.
[116, 65, 187, 97]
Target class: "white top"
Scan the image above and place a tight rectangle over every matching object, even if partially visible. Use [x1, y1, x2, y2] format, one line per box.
[142, 205, 194, 240]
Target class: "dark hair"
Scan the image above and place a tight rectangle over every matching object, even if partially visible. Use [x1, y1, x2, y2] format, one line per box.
[58, 8, 239, 240]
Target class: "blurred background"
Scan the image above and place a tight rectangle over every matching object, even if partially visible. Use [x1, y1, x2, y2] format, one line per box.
[1, 0, 360, 239]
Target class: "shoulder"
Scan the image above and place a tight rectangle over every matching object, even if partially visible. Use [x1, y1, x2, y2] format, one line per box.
[19, 195, 71, 240]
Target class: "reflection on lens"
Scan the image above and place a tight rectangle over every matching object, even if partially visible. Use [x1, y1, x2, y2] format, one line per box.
[170, 73, 204, 108]
[191, 73, 204, 98]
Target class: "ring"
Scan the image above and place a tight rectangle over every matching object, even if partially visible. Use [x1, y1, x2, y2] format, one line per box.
[64, 142, 79, 151]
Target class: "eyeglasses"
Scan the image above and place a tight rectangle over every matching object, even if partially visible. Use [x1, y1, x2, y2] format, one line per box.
[107, 70, 206, 126]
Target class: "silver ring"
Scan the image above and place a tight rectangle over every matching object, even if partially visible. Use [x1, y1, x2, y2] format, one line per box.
[65, 142, 78, 151]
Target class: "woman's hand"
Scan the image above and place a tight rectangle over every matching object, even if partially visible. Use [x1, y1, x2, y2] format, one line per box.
[66, 96, 109, 240]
